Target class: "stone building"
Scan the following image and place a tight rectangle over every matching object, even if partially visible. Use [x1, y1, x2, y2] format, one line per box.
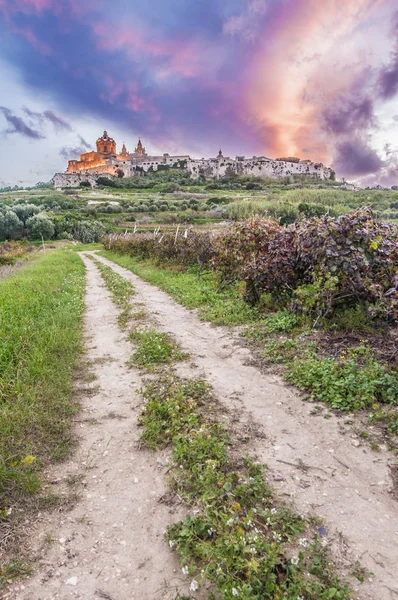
[52, 131, 335, 188]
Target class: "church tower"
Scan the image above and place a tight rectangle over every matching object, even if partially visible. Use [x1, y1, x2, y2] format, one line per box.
[96, 130, 117, 156]
[118, 142, 129, 159]
[134, 138, 146, 155]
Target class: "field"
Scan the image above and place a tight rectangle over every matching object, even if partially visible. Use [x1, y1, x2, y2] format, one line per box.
[0, 177, 397, 599]
[1, 170, 398, 248]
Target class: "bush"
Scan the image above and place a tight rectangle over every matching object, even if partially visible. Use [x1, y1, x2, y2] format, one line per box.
[72, 220, 106, 243]
[26, 214, 55, 240]
[242, 210, 398, 320]
[11, 204, 41, 226]
[103, 210, 398, 322]
[211, 218, 280, 283]
[0, 211, 23, 240]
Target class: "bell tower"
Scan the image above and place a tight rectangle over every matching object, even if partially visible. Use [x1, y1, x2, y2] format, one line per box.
[134, 138, 146, 155]
[96, 130, 117, 156]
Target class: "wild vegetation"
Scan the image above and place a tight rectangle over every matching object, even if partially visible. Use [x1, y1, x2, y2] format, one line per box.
[0, 250, 85, 505]
[102, 208, 398, 444]
[93, 256, 352, 599]
[1, 170, 398, 246]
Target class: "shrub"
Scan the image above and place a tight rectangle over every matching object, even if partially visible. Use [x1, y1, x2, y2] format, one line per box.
[26, 214, 55, 240]
[0, 211, 23, 241]
[211, 218, 281, 291]
[11, 204, 40, 226]
[72, 220, 106, 243]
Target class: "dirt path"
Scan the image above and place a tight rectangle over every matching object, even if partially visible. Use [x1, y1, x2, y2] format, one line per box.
[91, 252, 398, 600]
[10, 255, 187, 600]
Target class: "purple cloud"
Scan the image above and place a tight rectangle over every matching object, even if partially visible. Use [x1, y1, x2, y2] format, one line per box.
[23, 106, 72, 131]
[43, 110, 72, 131]
[379, 62, 398, 99]
[59, 142, 89, 159]
[333, 138, 383, 177]
[323, 97, 375, 135]
[78, 135, 91, 149]
[0, 106, 45, 139]
[377, 11, 398, 99]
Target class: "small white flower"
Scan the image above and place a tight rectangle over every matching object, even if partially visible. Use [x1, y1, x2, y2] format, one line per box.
[169, 540, 175, 548]
[299, 538, 308, 548]
[190, 579, 199, 592]
[291, 556, 299, 565]
[208, 528, 214, 536]
[226, 518, 235, 526]
[297, 596, 305, 600]
[182, 566, 189, 575]
[270, 508, 277, 515]
[232, 588, 239, 597]
[272, 532, 282, 543]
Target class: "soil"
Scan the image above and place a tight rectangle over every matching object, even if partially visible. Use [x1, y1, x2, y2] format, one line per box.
[8, 252, 398, 600]
[6, 255, 189, 600]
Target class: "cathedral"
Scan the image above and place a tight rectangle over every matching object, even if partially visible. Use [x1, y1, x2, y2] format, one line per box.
[53, 129, 335, 188]
[66, 131, 188, 178]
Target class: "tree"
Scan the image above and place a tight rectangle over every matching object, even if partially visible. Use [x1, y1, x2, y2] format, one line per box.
[11, 204, 41, 226]
[0, 211, 23, 240]
[26, 214, 55, 240]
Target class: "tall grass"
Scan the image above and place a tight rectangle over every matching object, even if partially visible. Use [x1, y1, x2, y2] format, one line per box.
[0, 250, 85, 506]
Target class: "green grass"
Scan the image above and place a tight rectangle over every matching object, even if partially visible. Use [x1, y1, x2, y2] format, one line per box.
[0, 250, 85, 506]
[87, 255, 135, 328]
[99, 251, 260, 325]
[129, 328, 187, 369]
[140, 375, 351, 600]
[243, 320, 398, 414]
[0, 560, 32, 590]
[289, 350, 398, 411]
[68, 242, 102, 252]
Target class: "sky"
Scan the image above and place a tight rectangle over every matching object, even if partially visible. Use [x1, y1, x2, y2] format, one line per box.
[0, 0, 398, 187]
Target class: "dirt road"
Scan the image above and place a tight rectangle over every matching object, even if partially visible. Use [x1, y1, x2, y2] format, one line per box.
[11, 252, 398, 600]
[9, 255, 188, 600]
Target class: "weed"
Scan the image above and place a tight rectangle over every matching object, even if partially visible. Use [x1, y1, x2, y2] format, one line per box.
[87, 255, 135, 328]
[0, 561, 32, 590]
[131, 308, 148, 320]
[99, 251, 259, 325]
[289, 352, 398, 411]
[139, 375, 351, 599]
[129, 328, 187, 370]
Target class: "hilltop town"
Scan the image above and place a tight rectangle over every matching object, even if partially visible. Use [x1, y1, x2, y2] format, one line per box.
[51, 130, 335, 187]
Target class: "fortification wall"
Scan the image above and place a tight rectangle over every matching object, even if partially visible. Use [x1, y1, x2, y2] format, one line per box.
[51, 172, 116, 188]
[187, 157, 334, 180]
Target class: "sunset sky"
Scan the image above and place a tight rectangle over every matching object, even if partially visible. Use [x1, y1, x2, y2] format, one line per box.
[0, 0, 398, 187]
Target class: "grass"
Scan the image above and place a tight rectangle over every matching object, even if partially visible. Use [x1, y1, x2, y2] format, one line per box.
[0, 560, 32, 590]
[129, 328, 187, 370]
[79, 252, 354, 598]
[140, 375, 351, 600]
[0, 249, 85, 505]
[99, 251, 259, 325]
[86, 254, 135, 328]
[288, 350, 398, 411]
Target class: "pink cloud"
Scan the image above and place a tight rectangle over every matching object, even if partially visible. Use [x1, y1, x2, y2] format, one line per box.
[92, 22, 207, 79]
[245, 0, 395, 164]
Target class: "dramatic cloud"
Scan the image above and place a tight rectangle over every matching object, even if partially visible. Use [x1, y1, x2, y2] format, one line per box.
[43, 110, 71, 131]
[0, 106, 44, 139]
[0, 0, 398, 183]
[23, 106, 72, 131]
[77, 135, 90, 149]
[378, 11, 398, 99]
[59, 144, 87, 160]
[333, 138, 383, 177]
[323, 97, 375, 136]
